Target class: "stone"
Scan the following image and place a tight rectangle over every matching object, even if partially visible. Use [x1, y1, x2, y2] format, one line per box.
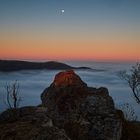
[41, 70, 123, 140]
[53, 70, 87, 87]
[0, 106, 70, 140]
[0, 70, 124, 140]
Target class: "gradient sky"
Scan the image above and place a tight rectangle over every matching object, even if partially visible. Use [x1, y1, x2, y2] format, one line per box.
[0, 0, 140, 61]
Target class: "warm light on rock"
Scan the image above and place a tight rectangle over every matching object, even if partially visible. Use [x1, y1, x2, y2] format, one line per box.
[53, 70, 86, 87]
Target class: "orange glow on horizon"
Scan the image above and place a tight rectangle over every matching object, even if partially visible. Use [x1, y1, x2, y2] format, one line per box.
[0, 36, 140, 62]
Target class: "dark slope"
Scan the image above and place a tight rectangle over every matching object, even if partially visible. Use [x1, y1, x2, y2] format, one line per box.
[0, 60, 91, 72]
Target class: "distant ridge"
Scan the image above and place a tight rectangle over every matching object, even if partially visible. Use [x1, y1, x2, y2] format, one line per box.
[0, 60, 91, 72]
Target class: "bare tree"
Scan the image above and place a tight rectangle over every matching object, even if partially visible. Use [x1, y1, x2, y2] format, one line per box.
[116, 103, 137, 121]
[5, 81, 21, 109]
[118, 63, 140, 104]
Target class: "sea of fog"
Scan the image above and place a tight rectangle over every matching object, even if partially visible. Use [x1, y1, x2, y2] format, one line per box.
[0, 61, 140, 120]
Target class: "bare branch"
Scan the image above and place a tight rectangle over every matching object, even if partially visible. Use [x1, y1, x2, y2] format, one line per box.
[4, 81, 21, 109]
[118, 63, 140, 104]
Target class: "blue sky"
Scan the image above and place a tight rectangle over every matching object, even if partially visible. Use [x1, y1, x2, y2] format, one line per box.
[0, 0, 140, 61]
[0, 0, 140, 27]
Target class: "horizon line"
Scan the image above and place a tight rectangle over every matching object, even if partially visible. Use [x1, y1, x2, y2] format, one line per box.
[0, 58, 140, 63]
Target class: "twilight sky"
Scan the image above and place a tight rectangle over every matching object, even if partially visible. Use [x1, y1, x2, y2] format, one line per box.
[0, 0, 140, 61]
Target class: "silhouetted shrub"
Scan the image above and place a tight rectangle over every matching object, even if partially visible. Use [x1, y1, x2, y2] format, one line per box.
[4, 81, 21, 109]
[116, 103, 137, 121]
[118, 63, 140, 104]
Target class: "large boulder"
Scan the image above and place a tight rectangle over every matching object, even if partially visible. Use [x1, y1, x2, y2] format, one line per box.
[41, 70, 123, 140]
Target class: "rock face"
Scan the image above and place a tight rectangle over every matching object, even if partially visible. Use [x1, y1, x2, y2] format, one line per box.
[0, 107, 70, 140]
[0, 70, 123, 140]
[53, 70, 87, 87]
[41, 70, 123, 140]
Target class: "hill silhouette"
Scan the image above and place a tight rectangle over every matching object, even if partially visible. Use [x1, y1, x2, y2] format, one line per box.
[0, 60, 91, 72]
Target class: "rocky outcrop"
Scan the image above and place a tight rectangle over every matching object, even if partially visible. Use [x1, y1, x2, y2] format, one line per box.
[41, 70, 123, 140]
[0, 106, 70, 140]
[0, 70, 123, 140]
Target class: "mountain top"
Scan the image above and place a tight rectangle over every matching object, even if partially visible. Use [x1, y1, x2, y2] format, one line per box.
[0, 60, 92, 72]
[53, 70, 87, 87]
